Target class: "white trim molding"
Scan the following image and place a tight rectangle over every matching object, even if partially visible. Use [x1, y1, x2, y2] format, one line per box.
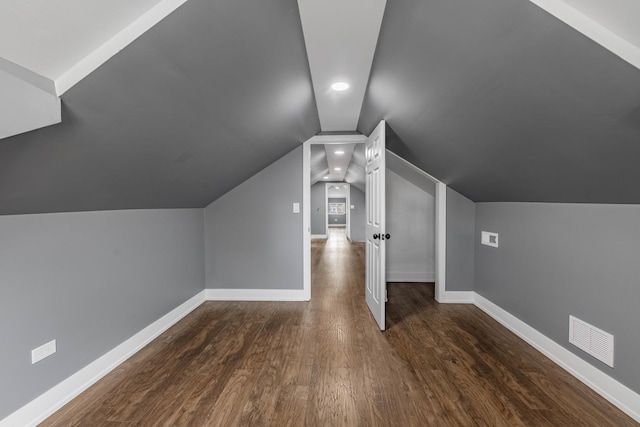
[0, 57, 56, 95]
[303, 140, 311, 301]
[0, 291, 206, 427]
[528, 0, 640, 71]
[434, 182, 447, 302]
[474, 293, 640, 423]
[439, 291, 475, 304]
[205, 288, 306, 301]
[386, 271, 435, 283]
[55, 0, 190, 95]
[5, 288, 638, 424]
[304, 134, 368, 145]
[311, 234, 327, 239]
[302, 134, 368, 302]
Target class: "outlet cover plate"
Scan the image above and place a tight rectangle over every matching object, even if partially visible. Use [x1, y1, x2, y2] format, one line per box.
[32, 339, 56, 364]
[481, 231, 499, 248]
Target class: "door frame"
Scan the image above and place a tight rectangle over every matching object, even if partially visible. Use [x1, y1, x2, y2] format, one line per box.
[385, 151, 447, 302]
[302, 134, 447, 302]
[325, 182, 350, 239]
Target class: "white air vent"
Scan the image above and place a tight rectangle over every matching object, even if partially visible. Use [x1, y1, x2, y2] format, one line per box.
[569, 316, 614, 367]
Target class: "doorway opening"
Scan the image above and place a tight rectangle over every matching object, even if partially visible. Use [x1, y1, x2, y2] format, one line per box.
[303, 134, 366, 301]
[302, 133, 447, 306]
[326, 182, 350, 239]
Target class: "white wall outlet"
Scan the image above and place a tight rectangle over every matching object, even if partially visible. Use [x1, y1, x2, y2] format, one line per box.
[481, 231, 499, 248]
[32, 339, 56, 364]
[292, 202, 300, 213]
[351, 205, 355, 209]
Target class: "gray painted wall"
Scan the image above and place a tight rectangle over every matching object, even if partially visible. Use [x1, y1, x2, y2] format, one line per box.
[386, 170, 435, 282]
[328, 197, 346, 226]
[446, 188, 475, 291]
[0, 209, 204, 419]
[311, 182, 326, 236]
[205, 146, 303, 290]
[350, 186, 366, 243]
[475, 202, 640, 394]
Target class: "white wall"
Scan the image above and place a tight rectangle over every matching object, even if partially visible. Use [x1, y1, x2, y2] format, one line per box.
[385, 169, 435, 282]
[0, 68, 60, 139]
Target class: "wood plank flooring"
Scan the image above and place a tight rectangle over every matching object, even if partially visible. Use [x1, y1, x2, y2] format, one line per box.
[42, 229, 637, 426]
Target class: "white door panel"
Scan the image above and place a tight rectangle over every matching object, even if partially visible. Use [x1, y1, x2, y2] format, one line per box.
[365, 120, 386, 330]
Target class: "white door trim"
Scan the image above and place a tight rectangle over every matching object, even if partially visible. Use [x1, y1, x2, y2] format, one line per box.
[325, 183, 350, 238]
[303, 134, 367, 301]
[435, 182, 447, 302]
[384, 150, 447, 302]
[303, 134, 447, 303]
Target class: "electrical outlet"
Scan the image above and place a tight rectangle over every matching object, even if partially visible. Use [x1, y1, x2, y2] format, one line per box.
[481, 231, 499, 248]
[32, 339, 56, 364]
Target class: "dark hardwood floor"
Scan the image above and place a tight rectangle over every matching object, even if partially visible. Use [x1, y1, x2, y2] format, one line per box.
[42, 229, 637, 426]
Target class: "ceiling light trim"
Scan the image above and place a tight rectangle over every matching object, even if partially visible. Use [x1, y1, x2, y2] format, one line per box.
[331, 82, 349, 91]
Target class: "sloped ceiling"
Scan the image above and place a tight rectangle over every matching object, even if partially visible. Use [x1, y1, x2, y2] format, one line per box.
[0, 0, 166, 82]
[359, 0, 640, 203]
[0, 0, 319, 215]
[3, 0, 640, 215]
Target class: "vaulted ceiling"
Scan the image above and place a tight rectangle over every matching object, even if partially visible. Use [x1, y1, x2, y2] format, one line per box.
[358, 0, 640, 203]
[1, 0, 640, 215]
[0, 0, 319, 215]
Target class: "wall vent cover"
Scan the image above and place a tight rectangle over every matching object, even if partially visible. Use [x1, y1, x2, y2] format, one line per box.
[569, 315, 614, 367]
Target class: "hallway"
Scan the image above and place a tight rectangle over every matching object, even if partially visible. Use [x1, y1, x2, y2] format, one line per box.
[42, 232, 635, 426]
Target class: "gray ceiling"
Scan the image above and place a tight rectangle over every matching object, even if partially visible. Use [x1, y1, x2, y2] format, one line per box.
[359, 0, 640, 203]
[0, 0, 319, 215]
[3, 0, 640, 216]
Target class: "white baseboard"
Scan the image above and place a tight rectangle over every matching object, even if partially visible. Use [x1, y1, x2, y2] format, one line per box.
[386, 271, 435, 282]
[0, 291, 206, 427]
[6, 288, 637, 425]
[439, 291, 475, 303]
[311, 234, 327, 239]
[205, 288, 306, 301]
[473, 293, 640, 423]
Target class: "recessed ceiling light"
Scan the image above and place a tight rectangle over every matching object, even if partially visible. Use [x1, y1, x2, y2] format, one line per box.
[334, 167, 342, 171]
[323, 176, 329, 179]
[331, 82, 349, 91]
[335, 150, 344, 155]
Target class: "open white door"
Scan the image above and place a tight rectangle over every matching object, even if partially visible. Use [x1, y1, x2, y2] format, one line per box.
[365, 120, 387, 330]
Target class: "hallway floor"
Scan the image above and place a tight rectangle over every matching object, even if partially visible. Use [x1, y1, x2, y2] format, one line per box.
[42, 231, 636, 426]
